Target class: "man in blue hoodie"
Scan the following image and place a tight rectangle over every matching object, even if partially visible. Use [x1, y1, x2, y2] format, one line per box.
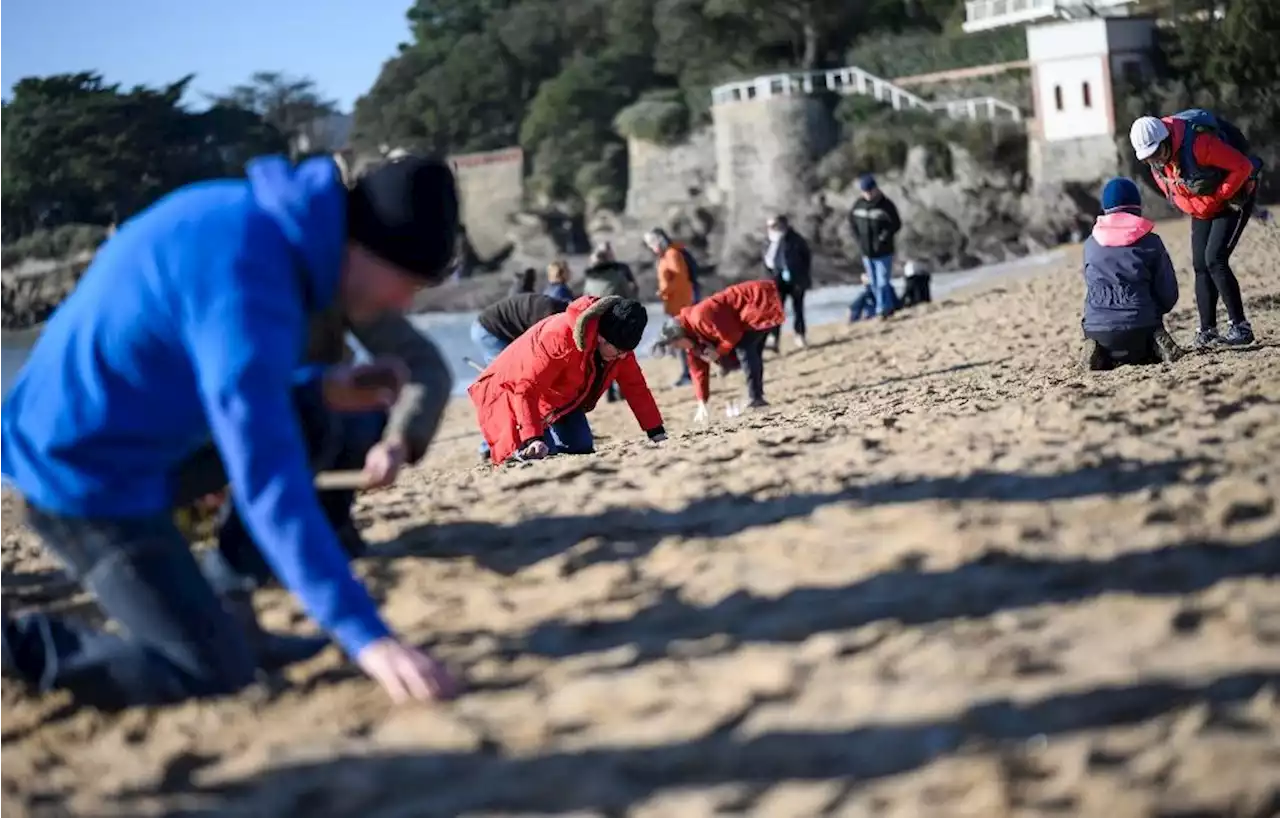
[1081, 177, 1184, 370]
[1, 155, 460, 707]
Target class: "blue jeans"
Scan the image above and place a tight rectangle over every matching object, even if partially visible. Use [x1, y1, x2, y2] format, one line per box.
[849, 287, 876, 321]
[4, 508, 259, 708]
[544, 410, 594, 454]
[470, 321, 511, 457]
[862, 255, 897, 316]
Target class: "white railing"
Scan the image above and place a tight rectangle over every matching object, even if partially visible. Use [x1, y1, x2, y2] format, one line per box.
[963, 0, 1137, 32]
[710, 66, 1022, 123]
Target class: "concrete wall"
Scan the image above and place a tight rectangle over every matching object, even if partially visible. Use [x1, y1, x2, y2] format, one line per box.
[447, 147, 525, 258]
[1030, 133, 1119, 186]
[710, 96, 836, 258]
[1034, 55, 1111, 140]
[624, 129, 716, 227]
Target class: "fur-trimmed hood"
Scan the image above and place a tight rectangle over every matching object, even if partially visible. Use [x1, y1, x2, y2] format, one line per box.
[567, 295, 621, 351]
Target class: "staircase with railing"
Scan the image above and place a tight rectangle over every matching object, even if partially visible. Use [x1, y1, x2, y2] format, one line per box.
[710, 65, 1022, 123]
[962, 0, 1138, 33]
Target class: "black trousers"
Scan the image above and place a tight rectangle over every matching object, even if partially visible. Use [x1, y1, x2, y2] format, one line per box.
[902, 275, 932, 307]
[1084, 327, 1159, 367]
[736, 330, 769, 402]
[770, 278, 806, 342]
[1191, 194, 1254, 328]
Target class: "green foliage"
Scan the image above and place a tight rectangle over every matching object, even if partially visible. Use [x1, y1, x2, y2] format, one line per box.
[820, 96, 1028, 185]
[207, 71, 340, 153]
[848, 28, 1028, 79]
[613, 90, 691, 144]
[0, 224, 108, 268]
[352, 0, 963, 207]
[1, 72, 287, 243]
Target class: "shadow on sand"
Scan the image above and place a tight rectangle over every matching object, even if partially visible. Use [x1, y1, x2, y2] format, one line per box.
[106, 670, 1278, 817]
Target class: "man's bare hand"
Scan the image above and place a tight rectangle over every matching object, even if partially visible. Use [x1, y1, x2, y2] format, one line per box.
[362, 441, 407, 489]
[356, 638, 460, 703]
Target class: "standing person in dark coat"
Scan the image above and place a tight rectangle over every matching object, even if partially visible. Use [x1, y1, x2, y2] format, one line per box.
[848, 174, 902, 318]
[1081, 177, 1184, 370]
[762, 215, 812, 352]
[470, 293, 570, 459]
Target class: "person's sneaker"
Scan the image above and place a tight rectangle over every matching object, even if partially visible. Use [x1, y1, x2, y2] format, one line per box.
[795, 336, 807, 349]
[1153, 326, 1185, 363]
[747, 398, 770, 409]
[1221, 321, 1255, 346]
[1192, 327, 1221, 349]
[672, 373, 692, 388]
[1081, 339, 1112, 371]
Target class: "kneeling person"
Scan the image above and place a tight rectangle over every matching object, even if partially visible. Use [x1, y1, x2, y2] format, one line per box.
[656, 280, 785, 422]
[1082, 177, 1183, 370]
[470, 293, 570, 459]
[469, 296, 666, 463]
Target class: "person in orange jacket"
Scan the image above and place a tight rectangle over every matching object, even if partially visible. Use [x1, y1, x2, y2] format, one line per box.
[1129, 112, 1261, 347]
[644, 227, 697, 387]
[653, 280, 785, 424]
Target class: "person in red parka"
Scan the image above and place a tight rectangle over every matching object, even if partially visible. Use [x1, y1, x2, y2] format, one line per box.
[654, 280, 785, 424]
[468, 296, 667, 464]
[1129, 112, 1261, 347]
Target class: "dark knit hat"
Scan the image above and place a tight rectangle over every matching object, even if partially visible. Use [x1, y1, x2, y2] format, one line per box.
[596, 299, 649, 352]
[859, 173, 878, 192]
[1100, 177, 1142, 214]
[347, 156, 460, 281]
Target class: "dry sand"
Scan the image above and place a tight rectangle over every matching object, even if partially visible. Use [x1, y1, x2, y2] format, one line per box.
[3, 217, 1279, 818]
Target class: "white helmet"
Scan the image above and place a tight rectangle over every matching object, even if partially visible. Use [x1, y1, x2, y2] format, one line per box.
[1130, 116, 1169, 161]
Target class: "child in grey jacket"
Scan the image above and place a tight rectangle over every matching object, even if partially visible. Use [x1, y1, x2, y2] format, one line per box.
[1081, 177, 1184, 369]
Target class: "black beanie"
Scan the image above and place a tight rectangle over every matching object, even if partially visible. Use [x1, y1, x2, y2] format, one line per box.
[597, 299, 649, 352]
[347, 156, 460, 281]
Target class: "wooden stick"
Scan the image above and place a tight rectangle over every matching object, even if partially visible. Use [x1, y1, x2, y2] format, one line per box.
[313, 470, 371, 491]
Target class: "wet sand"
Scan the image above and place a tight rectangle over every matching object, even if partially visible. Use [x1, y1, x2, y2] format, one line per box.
[3, 217, 1279, 817]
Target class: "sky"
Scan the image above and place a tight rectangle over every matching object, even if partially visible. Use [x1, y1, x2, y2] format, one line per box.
[1, 0, 416, 111]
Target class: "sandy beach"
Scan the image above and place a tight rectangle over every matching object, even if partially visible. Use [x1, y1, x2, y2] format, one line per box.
[2, 216, 1278, 817]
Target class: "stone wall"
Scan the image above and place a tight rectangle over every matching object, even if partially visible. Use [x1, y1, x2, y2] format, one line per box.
[448, 147, 525, 258]
[711, 97, 837, 261]
[623, 129, 716, 228]
[1029, 133, 1119, 187]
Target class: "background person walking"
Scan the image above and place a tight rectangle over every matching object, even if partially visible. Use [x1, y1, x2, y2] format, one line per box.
[848, 174, 902, 319]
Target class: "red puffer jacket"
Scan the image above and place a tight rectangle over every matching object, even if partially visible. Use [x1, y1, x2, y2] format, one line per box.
[678, 280, 785, 402]
[468, 296, 663, 464]
[1150, 116, 1257, 220]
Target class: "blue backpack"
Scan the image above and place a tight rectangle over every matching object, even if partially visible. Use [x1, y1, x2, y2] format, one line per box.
[1169, 109, 1261, 196]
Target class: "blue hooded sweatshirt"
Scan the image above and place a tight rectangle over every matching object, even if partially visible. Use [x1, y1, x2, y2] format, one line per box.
[1, 156, 390, 657]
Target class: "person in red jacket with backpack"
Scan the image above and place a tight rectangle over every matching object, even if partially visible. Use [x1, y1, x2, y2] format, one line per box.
[468, 296, 666, 464]
[1129, 111, 1262, 347]
[654, 280, 785, 424]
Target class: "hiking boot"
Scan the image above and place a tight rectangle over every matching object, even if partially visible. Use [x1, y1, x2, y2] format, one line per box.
[222, 590, 329, 671]
[1221, 321, 1255, 346]
[1192, 327, 1221, 349]
[747, 397, 770, 409]
[1082, 339, 1112, 371]
[1153, 326, 1185, 363]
